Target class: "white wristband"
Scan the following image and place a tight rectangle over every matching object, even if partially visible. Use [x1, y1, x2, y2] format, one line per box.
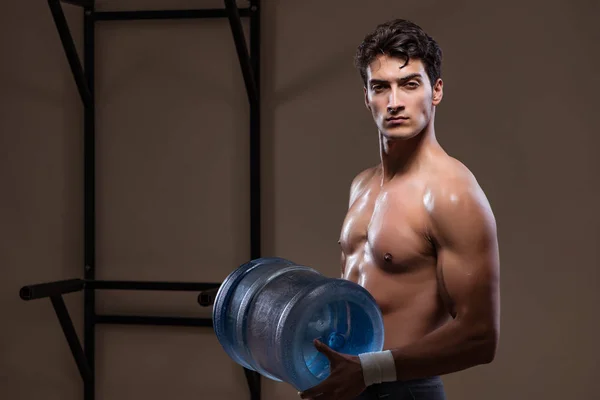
[358, 350, 397, 386]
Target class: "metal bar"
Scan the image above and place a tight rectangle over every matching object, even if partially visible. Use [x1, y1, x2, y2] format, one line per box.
[83, 3, 96, 399]
[224, 0, 258, 106]
[61, 0, 93, 7]
[245, 368, 262, 400]
[94, 8, 250, 21]
[89, 280, 220, 292]
[18, 279, 220, 297]
[19, 279, 84, 300]
[50, 296, 92, 383]
[96, 315, 213, 327]
[198, 288, 220, 307]
[47, 0, 92, 107]
[249, 0, 261, 261]
[246, 2, 262, 399]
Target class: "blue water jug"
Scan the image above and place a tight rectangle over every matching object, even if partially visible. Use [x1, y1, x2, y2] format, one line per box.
[212, 257, 385, 391]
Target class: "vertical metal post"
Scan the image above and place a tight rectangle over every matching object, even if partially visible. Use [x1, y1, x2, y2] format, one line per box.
[245, 3, 262, 399]
[249, 0, 261, 262]
[83, 3, 96, 400]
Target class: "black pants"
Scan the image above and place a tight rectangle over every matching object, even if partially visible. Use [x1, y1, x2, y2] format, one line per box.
[355, 376, 446, 399]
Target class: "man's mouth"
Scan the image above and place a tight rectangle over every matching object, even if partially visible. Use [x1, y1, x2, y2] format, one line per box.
[386, 117, 408, 124]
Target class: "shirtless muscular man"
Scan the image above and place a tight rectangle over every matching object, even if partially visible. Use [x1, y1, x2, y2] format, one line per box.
[299, 19, 500, 400]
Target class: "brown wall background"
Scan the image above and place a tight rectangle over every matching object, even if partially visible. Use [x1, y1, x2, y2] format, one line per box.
[2, 0, 598, 399]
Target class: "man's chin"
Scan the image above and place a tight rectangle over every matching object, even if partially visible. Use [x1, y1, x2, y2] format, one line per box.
[380, 129, 415, 141]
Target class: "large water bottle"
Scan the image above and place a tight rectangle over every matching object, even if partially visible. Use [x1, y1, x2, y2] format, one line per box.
[212, 257, 385, 391]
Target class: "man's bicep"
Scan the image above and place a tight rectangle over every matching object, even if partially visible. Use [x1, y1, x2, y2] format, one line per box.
[432, 186, 500, 329]
[437, 242, 499, 325]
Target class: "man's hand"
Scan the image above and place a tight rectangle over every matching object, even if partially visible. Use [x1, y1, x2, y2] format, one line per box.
[298, 339, 367, 400]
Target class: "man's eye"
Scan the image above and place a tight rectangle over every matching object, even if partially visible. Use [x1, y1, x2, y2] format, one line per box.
[406, 82, 419, 89]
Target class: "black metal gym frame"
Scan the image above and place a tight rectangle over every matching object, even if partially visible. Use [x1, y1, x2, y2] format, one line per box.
[19, 1, 262, 399]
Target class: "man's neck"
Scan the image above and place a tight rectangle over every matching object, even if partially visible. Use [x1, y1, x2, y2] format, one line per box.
[378, 126, 438, 183]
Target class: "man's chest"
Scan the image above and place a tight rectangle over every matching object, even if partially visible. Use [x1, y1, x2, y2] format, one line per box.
[340, 186, 436, 269]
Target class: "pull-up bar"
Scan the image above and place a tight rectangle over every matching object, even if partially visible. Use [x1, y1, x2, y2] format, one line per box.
[20, 1, 262, 399]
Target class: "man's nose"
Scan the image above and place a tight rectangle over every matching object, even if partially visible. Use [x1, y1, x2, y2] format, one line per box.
[387, 89, 404, 113]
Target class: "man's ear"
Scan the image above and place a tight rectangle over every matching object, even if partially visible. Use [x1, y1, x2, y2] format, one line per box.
[432, 78, 444, 105]
[364, 86, 371, 110]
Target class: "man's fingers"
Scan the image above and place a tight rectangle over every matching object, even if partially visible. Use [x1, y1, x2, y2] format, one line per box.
[314, 339, 338, 358]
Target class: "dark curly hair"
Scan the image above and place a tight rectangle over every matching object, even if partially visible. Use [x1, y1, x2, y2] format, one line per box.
[354, 19, 443, 87]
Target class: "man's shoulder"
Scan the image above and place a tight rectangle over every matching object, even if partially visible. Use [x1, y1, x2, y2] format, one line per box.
[431, 156, 480, 193]
[426, 155, 499, 266]
[427, 156, 495, 226]
[351, 165, 379, 188]
[347, 165, 379, 206]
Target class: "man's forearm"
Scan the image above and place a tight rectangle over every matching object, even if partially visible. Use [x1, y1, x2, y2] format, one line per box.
[389, 318, 497, 381]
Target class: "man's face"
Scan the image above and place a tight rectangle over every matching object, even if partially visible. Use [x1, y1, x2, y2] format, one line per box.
[364, 55, 443, 140]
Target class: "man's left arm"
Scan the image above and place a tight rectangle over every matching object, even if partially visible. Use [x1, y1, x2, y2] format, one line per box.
[390, 182, 501, 380]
